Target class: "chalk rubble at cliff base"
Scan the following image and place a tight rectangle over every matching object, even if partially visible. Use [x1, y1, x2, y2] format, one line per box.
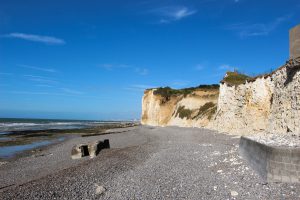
[246, 132, 300, 147]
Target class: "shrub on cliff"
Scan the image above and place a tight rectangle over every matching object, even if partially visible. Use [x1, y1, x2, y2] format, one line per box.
[153, 84, 219, 102]
[175, 106, 193, 119]
[193, 102, 217, 120]
[221, 71, 250, 86]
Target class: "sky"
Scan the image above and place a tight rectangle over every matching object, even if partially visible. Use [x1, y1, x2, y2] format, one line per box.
[0, 0, 299, 120]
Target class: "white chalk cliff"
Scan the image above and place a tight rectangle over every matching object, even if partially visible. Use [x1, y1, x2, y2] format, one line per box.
[141, 58, 300, 135]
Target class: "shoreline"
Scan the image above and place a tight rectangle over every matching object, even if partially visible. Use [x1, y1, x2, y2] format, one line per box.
[0, 122, 138, 161]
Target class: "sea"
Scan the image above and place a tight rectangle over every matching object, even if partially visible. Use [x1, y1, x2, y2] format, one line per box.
[0, 118, 122, 133]
[0, 118, 127, 159]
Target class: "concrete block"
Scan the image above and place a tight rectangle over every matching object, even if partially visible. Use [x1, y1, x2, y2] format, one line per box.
[290, 176, 298, 183]
[282, 176, 291, 182]
[272, 175, 282, 182]
[290, 24, 300, 59]
[285, 164, 296, 171]
[283, 156, 291, 163]
[239, 137, 300, 183]
[71, 139, 110, 159]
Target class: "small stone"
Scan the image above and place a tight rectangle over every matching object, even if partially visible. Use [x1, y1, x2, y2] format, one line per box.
[95, 184, 106, 195]
[231, 190, 238, 197]
[213, 186, 217, 191]
[217, 170, 223, 173]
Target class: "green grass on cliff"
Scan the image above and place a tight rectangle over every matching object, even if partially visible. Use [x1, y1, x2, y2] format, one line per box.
[193, 102, 217, 120]
[221, 71, 250, 86]
[175, 106, 193, 119]
[153, 84, 219, 101]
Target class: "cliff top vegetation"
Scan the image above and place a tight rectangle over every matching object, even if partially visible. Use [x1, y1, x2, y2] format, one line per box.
[221, 71, 251, 86]
[152, 84, 219, 100]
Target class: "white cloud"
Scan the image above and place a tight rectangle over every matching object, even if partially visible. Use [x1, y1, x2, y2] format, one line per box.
[135, 68, 149, 75]
[219, 64, 236, 71]
[19, 64, 57, 73]
[99, 64, 130, 70]
[99, 64, 149, 76]
[24, 75, 58, 84]
[170, 80, 190, 88]
[28, 78, 58, 84]
[125, 84, 156, 92]
[151, 6, 197, 23]
[24, 75, 53, 79]
[0, 72, 13, 75]
[35, 84, 53, 88]
[60, 88, 84, 95]
[226, 15, 291, 38]
[9, 91, 73, 96]
[5, 33, 65, 45]
[195, 64, 205, 71]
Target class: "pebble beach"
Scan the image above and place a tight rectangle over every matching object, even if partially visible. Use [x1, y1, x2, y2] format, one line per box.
[1, 126, 300, 199]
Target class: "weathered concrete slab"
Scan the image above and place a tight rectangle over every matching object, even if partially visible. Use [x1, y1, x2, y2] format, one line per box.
[239, 137, 300, 183]
[71, 139, 110, 159]
[290, 24, 300, 59]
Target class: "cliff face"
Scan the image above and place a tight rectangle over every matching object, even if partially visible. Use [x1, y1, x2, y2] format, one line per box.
[213, 59, 300, 135]
[141, 88, 219, 127]
[268, 61, 300, 134]
[211, 77, 273, 134]
[141, 58, 300, 135]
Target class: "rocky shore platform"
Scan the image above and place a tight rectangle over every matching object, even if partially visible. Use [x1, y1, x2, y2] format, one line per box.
[0, 126, 300, 199]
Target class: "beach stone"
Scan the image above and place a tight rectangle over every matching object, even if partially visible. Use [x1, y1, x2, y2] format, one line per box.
[230, 190, 238, 197]
[95, 184, 106, 195]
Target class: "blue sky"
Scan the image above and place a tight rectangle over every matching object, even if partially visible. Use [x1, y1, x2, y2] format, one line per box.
[0, 0, 299, 120]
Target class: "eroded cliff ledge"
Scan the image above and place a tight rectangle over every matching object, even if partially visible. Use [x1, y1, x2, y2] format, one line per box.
[141, 57, 300, 135]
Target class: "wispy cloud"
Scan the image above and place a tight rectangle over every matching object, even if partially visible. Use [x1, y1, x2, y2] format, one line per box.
[219, 64, 236, 71]
[125, 84, 156, 92]
[24, 75, 52, 79]
[170, 80, 190, 88]
[99, 64, 130, 70]
[99, 64, 149, 76]
[9, 91, 73, 96]
[4, 33, 65, 45]
[150, 6, 197, 23]
[195, 64, 205, 71]
[135, 68, 149, 75]
[35, 84, 53, 88]
[226, 15, 291, 38]
[60, 88, 84, 95]
[19, 64, 57, 73]
[24, 75, 58, 84]
[0, 72, 13, 75]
